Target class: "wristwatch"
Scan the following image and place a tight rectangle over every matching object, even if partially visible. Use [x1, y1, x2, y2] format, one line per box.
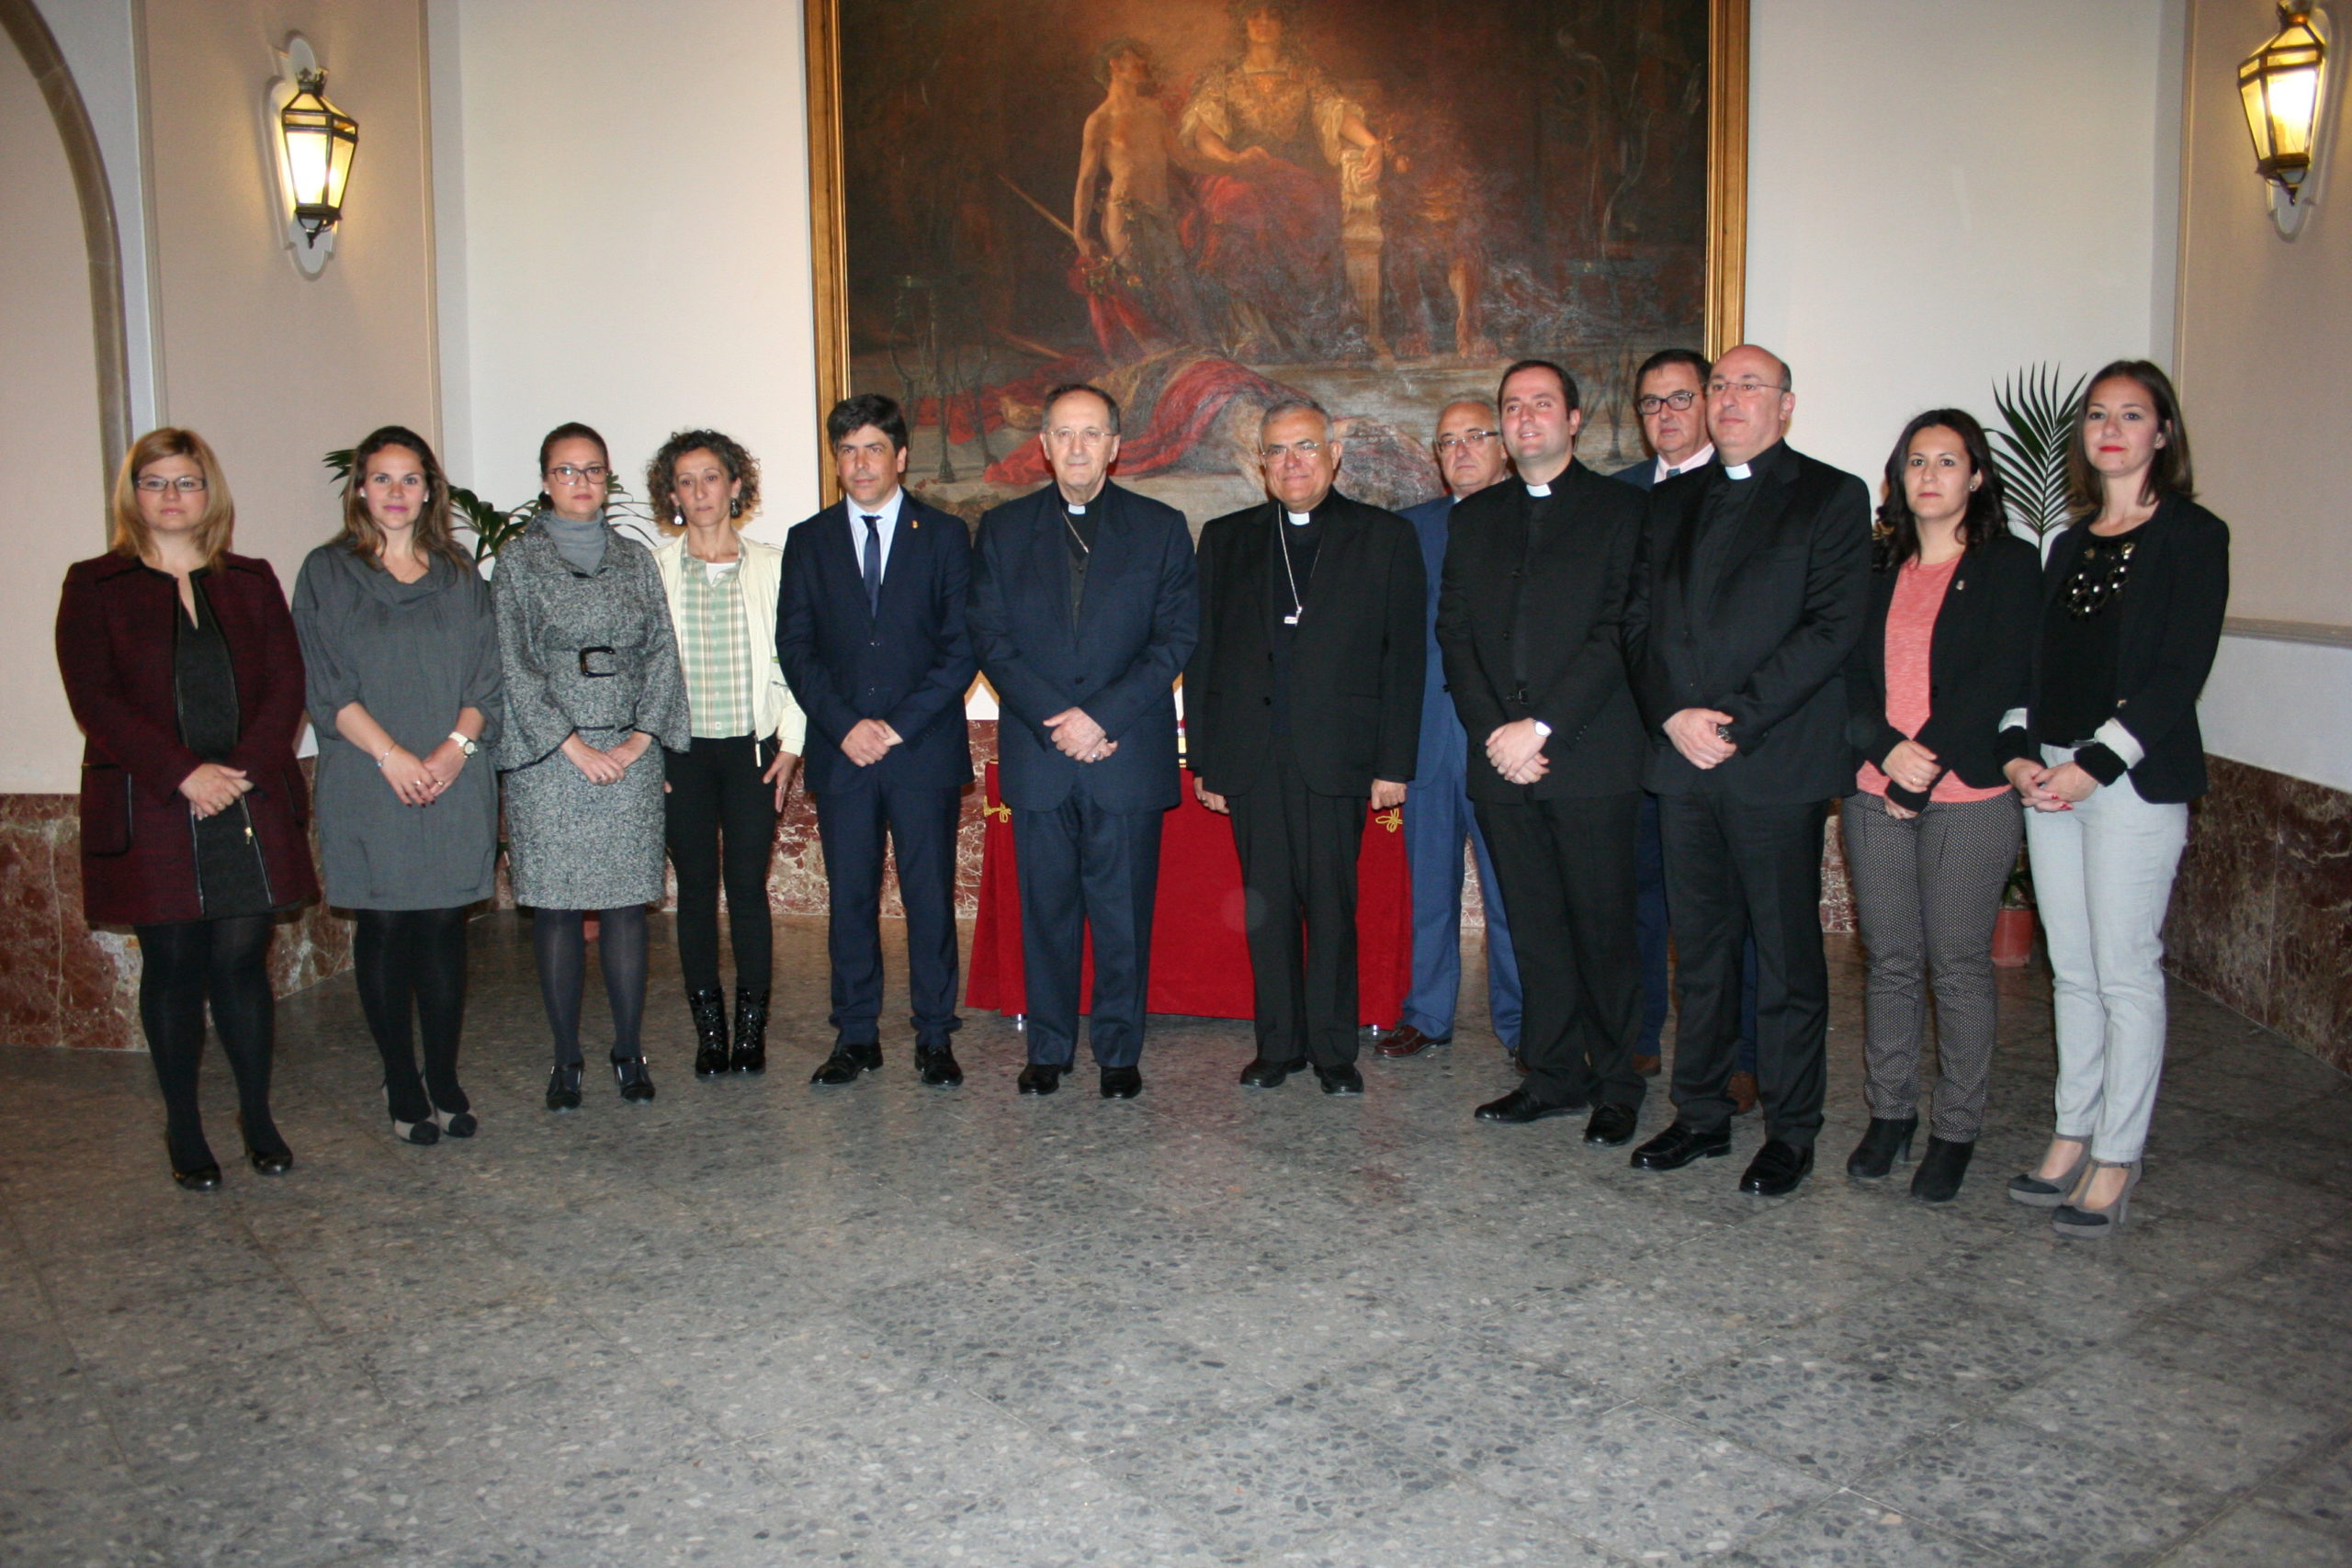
[449, 732, 479, 758]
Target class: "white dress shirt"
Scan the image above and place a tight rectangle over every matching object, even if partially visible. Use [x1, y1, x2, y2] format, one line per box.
[846, 487, 907, 581]
[1653, 443, 1715, 487]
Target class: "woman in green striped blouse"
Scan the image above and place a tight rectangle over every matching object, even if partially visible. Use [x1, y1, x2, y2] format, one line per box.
[649, 430, 806, 1077]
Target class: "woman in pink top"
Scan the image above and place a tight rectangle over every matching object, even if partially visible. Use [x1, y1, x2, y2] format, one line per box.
[1840, 410, 2040, 1201]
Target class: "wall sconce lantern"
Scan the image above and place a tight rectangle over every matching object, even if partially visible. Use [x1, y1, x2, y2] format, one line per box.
[267, 36, 358, 276]
[2239, 6, 2335, 236]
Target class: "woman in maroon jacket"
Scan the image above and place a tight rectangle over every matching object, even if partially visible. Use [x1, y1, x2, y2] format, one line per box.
[56, 428, 318, 1189]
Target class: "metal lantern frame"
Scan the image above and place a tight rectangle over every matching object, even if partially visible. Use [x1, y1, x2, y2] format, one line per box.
[2239, 5, 2336, 236]
[266, 35, 358, 276]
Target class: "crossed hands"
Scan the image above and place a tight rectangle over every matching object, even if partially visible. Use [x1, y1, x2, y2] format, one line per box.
[379, 739, 476, 806]
[179, 762, 253, 818]
[564, 732, 651, 785]
[1665, 707, 1737, 770]
[2005, 757, 2099, 812]
[1486, 718, 1549, 786]
[1045, 708, 1116, 764]
[842, 718, 902, 768]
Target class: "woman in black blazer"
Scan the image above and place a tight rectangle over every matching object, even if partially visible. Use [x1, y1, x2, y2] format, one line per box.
[1840, 411, 2039, 1201]
[1999, 361, 2229, 1237]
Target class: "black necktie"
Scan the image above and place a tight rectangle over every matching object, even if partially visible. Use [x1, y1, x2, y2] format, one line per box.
[861, 514, 882, 614]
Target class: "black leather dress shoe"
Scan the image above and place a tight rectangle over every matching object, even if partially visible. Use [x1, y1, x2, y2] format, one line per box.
[546, 1063, 582, 1111]
[612, 1056, 657, 1103]
[1630, 1122, 1732, 1170]
[1238, 1057, 1299, 1089]
[1475, 1087, 1584, 1123]
[1313, 1062, 1364, 1095]
[246, 1146, 294, 1176]
[916, 1045, 964, 1088]
[1584, 1103, 1639, 1146]
[1739, 1139, 1815, 1196]
[1100, 1066, 1142, 1099]
[1016, 1063, 1063, 1096]
[172, 1162, 223, 1191]
[810, 1043, 883, 1086]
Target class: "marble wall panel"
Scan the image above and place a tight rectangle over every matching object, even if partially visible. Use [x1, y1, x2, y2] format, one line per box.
[2164, 754, 2352, 1074]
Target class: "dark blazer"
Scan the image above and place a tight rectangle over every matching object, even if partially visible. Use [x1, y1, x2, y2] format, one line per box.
[968, 480, 1199, 813]
[777, 493, 978, 795]
[1437, 462, 1648, 802]
[1844, 533, 2040, 809]
[1183, 491, 1424, 798]
[1998, 495, 2230, 804]
[56, 551, 319, 926]
[1612, 458, 1663, 491]
[1626, 441, 1872, 803]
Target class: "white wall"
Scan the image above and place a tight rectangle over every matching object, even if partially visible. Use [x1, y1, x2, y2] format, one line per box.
[1744, 0, 2182, 491]
[433, 0, 820, 544]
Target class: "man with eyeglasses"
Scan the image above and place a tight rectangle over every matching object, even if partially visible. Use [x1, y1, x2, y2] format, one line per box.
[1624, 344, 1871, 1197]
[967, 383, 1199, 1100]
[1376, 400, 1523, 1067]
[1437, 361, 1649, 1145]
[1183, 397, 1424, 1094]
[1616, 348, 1762, 1111]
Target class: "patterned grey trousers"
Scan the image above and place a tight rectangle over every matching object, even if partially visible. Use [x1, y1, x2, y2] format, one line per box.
[1840, 791, 2024, 1142]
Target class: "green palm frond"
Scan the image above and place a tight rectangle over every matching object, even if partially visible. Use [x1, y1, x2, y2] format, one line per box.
[1989, 364, 2086, 541]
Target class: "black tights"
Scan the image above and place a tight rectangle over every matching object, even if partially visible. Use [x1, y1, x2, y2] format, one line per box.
[134, 914, 281, 1171]
[532, 905, 649, 1066]
[354, 906, 471, 1122]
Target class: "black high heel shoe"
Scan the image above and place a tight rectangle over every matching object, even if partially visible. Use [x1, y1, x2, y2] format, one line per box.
[546, 1063, 583, 1111]
[246, 1146, 294, 1176]
[613, 1055, 657, 1103]
[1846, 1116, 1917, 1180]
[171, 1161, 223, 1191]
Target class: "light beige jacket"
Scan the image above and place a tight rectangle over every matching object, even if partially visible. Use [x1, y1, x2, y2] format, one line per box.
[651, 532, 807, 754]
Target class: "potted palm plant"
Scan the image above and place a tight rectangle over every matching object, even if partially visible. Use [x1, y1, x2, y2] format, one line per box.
[1983, 364, 2086, 967]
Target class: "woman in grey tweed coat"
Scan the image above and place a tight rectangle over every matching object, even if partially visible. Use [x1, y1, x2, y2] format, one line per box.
[494, 423, 690, 1110]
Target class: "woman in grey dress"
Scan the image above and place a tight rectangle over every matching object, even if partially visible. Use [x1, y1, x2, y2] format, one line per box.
[494, 423, 691, 1110]
[294, 426, 502, 1145]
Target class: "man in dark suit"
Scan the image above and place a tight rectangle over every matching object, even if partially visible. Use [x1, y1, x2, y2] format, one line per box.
[968, 383, 1199, 1099]
[1614, 348, 1761, 1107]
[778, 394, 979, 1089]
[1624, 344, 1871, 1195]
[1185, 398, 1424, 1093]
[1378, 399, 1523, 1066]
[1438, 360, 1649, 1145]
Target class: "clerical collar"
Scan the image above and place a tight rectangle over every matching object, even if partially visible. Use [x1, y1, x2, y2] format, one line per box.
[1724, 463, 1752, 481]
[1525, 482, 1552, 498]
[1066, 502, 1087, 514]
[1284, 510, 1313, 526]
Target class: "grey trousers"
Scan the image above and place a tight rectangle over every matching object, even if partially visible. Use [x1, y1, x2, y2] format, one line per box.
[1840, 790, 2023, 1142]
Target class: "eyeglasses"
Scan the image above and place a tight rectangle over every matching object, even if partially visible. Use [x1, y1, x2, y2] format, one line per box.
[1635, 390, 1698, 414]
[1706, 378, 1788, 400]
[549, 464, 610, 483]
[1433, 429, 1498, 455]
[1259, 439, 1326, 460]
[136, 476, 208, 493]
[1046, 428, 1114, 446]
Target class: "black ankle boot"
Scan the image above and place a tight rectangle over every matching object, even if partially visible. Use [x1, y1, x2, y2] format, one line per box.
[1910, 1136, 1974, 1203]
[729, 988, 769, 1075]
[1846, 1116, 1918, 1179]
[688, 989, 730, 1078]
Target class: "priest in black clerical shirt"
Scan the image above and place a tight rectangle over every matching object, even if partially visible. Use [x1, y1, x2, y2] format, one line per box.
[1623, 344, 1871, 1196]
[968, 383, 1199, 1099]
[1436, 360, 1650, 1146]
[1183, 398, 1424, 1093]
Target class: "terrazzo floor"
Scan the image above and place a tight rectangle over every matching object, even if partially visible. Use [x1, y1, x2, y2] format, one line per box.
[4, 913, 2349, 1568]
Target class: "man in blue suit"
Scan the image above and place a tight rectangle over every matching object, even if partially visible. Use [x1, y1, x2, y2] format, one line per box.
[1614, 347, 1760, 1114]
[1377, 398, 1524, 1064]
[779, 394, 979, 1089]
[968, 383, 1199, 1098]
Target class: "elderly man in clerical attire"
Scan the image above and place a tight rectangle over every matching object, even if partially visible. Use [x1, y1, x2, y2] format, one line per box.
[1184, 398, 1423, 1094]
[967, 383, 1198, 1099]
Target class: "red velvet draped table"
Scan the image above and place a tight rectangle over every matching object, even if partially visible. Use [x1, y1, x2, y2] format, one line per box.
[965, 764, 1410, 1025]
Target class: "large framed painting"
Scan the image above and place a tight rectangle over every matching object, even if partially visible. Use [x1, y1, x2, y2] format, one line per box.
[805, 0, 1747, 519]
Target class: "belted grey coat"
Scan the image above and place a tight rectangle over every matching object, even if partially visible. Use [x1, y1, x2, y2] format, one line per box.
[492, 516, 690, 909]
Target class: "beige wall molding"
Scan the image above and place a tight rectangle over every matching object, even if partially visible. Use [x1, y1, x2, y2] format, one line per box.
[0, 0, 130, 499]
[2224, 615, 2352, 649]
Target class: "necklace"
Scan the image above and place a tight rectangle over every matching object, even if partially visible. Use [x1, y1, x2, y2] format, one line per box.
[1061, 508, 1091, 557]
[1276, 515, 1304, 626]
